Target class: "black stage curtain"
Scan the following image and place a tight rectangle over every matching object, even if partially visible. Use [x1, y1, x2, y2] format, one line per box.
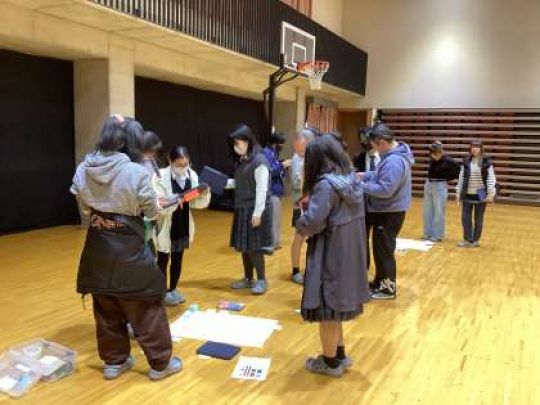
[0, 49, 77, 234]
[135, 77, 266, 176]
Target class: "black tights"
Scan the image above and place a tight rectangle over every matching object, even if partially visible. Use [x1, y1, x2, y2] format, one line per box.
[241, 251, 266, 281]
[157, 250, 185, 291]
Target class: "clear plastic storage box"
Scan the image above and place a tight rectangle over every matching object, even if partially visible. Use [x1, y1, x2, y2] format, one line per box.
[0, 354, 42, 398]
[9, 339, 76, 382]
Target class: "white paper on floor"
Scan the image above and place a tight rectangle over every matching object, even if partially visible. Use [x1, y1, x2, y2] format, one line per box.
[170, 310, 281, 348]
[231, 356, 271, 381]
[396, 238, 434, 252]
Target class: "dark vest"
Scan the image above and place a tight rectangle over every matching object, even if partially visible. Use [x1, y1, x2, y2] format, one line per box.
[77, 211, 166, 300]
[461, 156, 492, 198]
[234, 151, 271, 209]
[170, 174, 191, 240]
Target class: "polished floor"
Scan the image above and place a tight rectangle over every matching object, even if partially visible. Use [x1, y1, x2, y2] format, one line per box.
[0, 199, 539, 404]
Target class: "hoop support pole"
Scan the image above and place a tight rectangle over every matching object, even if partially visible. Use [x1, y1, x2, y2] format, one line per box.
[263, 66, 299, 144]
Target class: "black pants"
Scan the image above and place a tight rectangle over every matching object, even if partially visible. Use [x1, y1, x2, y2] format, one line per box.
[157, 251, 185, 291]
[242, 251, 266, 281]
[368, 211, 406, 288]
[92, 295, 172, 371]
[462, 198, 486, 243]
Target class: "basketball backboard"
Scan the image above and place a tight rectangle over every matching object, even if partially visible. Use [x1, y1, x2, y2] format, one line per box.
[281, 22, 316, 69]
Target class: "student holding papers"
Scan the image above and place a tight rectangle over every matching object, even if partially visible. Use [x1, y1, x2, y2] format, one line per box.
[155, 146, 211, 305]
[290, 126, 319, 285]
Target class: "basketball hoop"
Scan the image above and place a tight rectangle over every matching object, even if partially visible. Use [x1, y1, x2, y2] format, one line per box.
[297, 60, 330, 90]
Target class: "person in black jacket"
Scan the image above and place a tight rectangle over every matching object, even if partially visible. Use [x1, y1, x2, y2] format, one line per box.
[71, 115, 182, 381]
[422, 141, 460, 242]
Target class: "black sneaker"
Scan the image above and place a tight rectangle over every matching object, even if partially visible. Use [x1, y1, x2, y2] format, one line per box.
[370, 288, 396, 300]
[368, 280, 378, 292]
[370, 279, 396, 300]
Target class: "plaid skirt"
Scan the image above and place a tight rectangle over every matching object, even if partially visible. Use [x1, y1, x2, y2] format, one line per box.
[301, 291, 364, 323]
[230, 201, 274, 253]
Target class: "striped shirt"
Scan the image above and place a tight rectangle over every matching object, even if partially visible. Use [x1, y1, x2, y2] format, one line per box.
[456, 158, 497, 198]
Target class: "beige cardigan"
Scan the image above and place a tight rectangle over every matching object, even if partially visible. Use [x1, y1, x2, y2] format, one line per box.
[154, 166, 211, 253]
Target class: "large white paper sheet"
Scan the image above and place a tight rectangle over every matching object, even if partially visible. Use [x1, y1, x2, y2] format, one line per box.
[396, 238, 434, 252]
[170, 310, 280, 348]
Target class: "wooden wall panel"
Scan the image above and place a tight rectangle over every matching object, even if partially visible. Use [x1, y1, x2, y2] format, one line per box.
[380, 109, 540, 206]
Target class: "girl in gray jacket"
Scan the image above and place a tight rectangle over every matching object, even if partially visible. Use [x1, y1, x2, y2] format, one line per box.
[296, 135, 370, 378]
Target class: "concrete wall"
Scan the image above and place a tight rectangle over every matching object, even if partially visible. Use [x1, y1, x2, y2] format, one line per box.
[0, 1, 338, 162]
[342, 0, 540, 108]
[312, 0, 343, 36]
[0, 1, 299, 163]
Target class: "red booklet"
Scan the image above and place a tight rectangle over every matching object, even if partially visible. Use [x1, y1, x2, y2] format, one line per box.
[183, 188, 201, 202]
[160, 184, 208, 209]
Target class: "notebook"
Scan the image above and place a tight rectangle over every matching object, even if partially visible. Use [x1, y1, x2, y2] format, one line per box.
[196, 341, 241, 360]
[200, 166, 229, 196]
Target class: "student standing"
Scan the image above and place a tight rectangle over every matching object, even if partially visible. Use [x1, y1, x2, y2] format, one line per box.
[155, 146, 211, 305]
[422, 141, 460, 242]
[456, 139, 497, 248]
[353, 126, 381, 271]
[141, 131, 163, 179]
[228, 124, 273, 295]
[71, 115, 181, 381]
[290, 126, 319, 285]
[359, 122, 414, 300]
[296, 135, 370, 378]
[262, 132, 291, 250]
[354, 126, 381, 173]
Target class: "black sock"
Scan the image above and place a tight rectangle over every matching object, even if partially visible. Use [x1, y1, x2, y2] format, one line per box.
[292, 267, 300, 275]
[336, 346, 346, 360]
[322, 355, 340, 369]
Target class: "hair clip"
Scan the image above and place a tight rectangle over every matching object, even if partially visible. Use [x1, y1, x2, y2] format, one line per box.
[112, 114, 125, 124]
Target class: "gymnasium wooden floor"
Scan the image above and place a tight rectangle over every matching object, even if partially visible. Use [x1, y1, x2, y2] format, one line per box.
[1, 199, 539, 404]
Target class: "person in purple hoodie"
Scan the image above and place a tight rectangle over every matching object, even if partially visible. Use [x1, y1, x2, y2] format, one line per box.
[262, 132, 291, 250]
[358, 121, 414, 300]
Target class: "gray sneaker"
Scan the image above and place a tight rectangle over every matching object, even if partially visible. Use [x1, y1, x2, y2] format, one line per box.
[252, 279, 268, 295]
[471, 241, 480, 248]
[148, 357, 183, 381]
[305, 356, 344, 377]
[231, 278, 254, 290]
[291, 272, 304, 285]
[103, 356, 134, 380]
[457, 240, 472, 248]
[340, 356, 352, 369]
[172, 290, 186, 304]
[164, 291, 181, 306]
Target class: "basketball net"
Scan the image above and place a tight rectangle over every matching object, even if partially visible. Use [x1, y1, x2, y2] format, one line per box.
[297, 60, 330, 90]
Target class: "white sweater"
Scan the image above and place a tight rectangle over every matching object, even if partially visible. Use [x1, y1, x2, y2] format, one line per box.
[154, 166, 211, 253]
